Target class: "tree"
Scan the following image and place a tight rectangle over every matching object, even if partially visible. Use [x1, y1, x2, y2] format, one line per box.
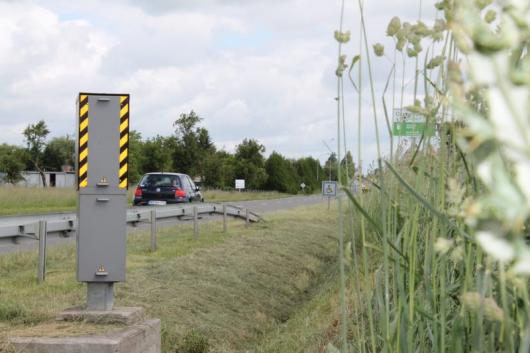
[0, 144, 26, 184]
[141, 135, 174, 173]
[43, 136, 75, 171]
[340, 151, 356, 184]
[324, 153, 338, 181]
[23, 120, 50, 187]
[203, 150, 236, 188]
[234, 139, 267, 190]
[265, 152, 299, 194]
[128, 130, 144, 183]
[172, 111, 215, 179]
[294, 157, 322, 193]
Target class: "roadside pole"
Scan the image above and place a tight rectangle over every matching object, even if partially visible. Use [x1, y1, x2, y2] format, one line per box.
[37, 220, 47, 283]
[223, 205, 227, 233]
[193, 206, 199, 238]
[245, 208, 250, 227]
[150, 209, 157, 252]
[322, 181, 337, 211]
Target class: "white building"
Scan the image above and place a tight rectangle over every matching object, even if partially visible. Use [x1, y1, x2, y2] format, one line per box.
[15, 171, 76, 188]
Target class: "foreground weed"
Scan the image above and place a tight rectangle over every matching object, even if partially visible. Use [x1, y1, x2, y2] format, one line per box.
[331, 0, 530, 352]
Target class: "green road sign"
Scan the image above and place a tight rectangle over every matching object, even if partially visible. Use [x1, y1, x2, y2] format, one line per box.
[392, 122, 435, 137]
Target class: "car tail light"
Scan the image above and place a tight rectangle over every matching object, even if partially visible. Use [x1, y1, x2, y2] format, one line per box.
[134, 186, 142, 197]
[175, 188, 186, 198]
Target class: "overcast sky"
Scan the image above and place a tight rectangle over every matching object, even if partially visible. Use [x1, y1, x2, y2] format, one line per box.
[0, 0, 437, 167]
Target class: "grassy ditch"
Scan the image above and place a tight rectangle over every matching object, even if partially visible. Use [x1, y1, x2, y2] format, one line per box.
[0, 203, 338, 352]
[0, 187, 289, 216]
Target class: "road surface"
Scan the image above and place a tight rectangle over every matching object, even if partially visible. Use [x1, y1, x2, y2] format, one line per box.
[0, 195, 327, 254]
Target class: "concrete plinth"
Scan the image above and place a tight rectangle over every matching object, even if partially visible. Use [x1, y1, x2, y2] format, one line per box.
[9, 319, 160, 353]
[56, 307, 144, 325]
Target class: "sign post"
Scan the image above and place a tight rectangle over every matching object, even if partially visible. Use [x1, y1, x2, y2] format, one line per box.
[392, 108, 435, 137]
[322, 181, 337, 210]
[235, 179, 245, 192]
[76, 93, 129, 311]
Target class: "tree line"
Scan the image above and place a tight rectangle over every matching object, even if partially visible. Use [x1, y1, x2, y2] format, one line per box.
[0, 111, 355, 193]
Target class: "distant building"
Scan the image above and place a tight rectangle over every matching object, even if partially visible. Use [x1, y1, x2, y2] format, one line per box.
[9, 171, 76, 188]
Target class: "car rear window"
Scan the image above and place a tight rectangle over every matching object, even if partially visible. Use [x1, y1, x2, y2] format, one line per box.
[140, 174, 181, 188]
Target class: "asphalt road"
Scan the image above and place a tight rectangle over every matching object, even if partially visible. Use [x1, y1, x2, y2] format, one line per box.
[0, 195, 327, 254]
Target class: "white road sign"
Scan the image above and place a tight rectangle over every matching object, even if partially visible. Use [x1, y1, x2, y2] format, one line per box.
[322, 181, 337, 197]
[235, 179, 245, 190]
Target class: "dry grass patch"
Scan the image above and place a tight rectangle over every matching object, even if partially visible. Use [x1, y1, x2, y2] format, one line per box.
[7, 321, 124, 338]
[0, 203, 336, 352]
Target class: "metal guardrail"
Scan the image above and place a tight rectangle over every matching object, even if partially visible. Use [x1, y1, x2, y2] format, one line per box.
[0, 203, 261, 242]
[1, 203, 261, 283]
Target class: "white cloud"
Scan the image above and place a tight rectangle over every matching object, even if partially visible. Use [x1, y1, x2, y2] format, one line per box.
[0, 0, 439, 170]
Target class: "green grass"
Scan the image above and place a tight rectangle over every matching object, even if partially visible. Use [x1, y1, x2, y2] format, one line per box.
[202, 189, 291, 203]
[0, 203, 339, 353]
[0, 187, 290, 216]
[0, 187, 77, 215]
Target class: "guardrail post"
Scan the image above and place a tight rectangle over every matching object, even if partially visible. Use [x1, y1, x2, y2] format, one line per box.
[150, 209, 157, 252]
[245, 208, 250, 227]
[37, 220, 47, 283]
[223, 205, 227, 233]
[193, 206, 199, 238]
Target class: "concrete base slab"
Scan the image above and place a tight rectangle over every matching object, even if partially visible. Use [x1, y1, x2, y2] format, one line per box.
[9, 319, 160, 353]
[56, 307, 144, 325]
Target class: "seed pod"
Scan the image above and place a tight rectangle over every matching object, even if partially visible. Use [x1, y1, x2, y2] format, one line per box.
[335, 54, 348, 77]
[413, 42, 423, 53]
[484, 9, 496, 23]
[408, 32, 421, 45]
[396, 36, 406, 51]
[402, 22, 412, 36]
[434, 238, 454, 255]
[334, 30, 351, 44]
[427, 55, 446, 69]
[461, 292, 504, 322]
[413, 21, 431, 37]
[373, 43, 385, 57]
[387, 17, 401, 37]
[452, 25, 473, 54]
[475, 0, 493, 10]
[407, 47, 418, 57]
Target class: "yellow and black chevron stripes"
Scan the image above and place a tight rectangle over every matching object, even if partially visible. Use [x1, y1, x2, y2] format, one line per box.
[118, 95, 129, 189]
[78, 94, 89, 188]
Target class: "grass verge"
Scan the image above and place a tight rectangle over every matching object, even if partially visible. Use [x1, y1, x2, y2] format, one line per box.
[0, 202, 338, 352]
[0, 187, 290, 216]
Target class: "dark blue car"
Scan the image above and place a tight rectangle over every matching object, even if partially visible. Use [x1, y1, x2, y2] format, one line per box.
[133, 172, 203, 206]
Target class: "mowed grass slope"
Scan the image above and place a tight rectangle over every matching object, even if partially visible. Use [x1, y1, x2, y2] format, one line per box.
[0, 203, 338, 352]
[0, 187, 289, 215]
